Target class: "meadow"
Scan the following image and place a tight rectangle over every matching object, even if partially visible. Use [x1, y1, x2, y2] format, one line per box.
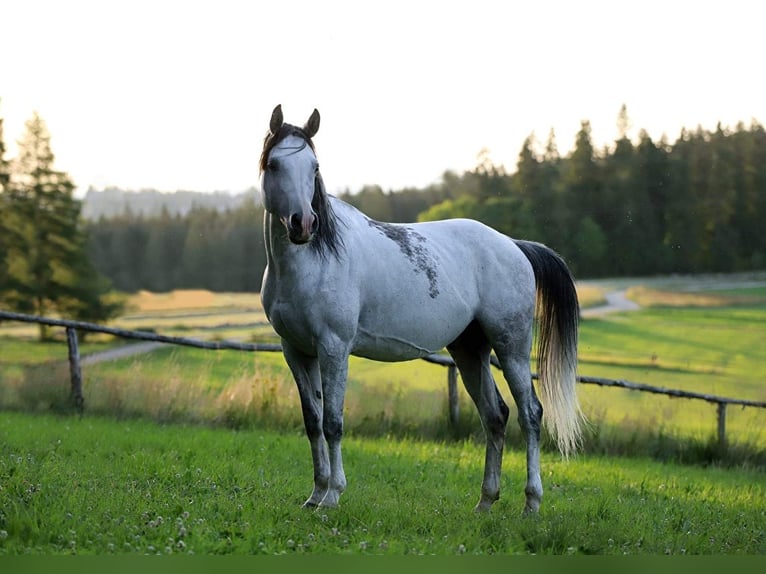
[0, 276, 765, 555]
[1, 279, 765, 462]
[0, 411, 764, 555]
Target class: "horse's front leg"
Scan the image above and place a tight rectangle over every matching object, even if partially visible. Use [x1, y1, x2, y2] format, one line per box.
[282, 341, 330, 507]
[316, 342, 350, 508]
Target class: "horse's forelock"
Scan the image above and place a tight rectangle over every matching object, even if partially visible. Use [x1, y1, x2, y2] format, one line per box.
[259, 124, 316, 173]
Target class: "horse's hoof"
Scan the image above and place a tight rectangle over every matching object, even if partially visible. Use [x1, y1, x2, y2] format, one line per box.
[522, 501, 540, 515]
[473, 500, 494, 513]
[318, 490, 341, 508]
[302, 493, 326, 508]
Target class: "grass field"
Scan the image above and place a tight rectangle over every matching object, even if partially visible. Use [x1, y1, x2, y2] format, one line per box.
[1, 276, 765, 555]
[0, 411, 763, 555]
[1, 279, 765, 462]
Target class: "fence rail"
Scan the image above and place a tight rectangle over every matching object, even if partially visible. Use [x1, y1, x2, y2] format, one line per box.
[2, 309, 765, 449]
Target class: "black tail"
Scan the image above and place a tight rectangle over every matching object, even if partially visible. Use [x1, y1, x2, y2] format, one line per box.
[514, 240, 582, 456]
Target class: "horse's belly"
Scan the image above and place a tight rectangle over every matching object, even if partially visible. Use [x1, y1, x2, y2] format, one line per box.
[351, 329, 439, 361]
[351, 308, 470, 362]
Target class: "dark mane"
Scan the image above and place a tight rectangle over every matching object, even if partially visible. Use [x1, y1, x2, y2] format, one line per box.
[259, 123, 315, 173]
[311, 171, 343, 259]
[260, 124, 343, 259]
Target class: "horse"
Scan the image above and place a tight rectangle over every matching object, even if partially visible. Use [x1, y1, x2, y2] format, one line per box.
[259, 105, 582, 513]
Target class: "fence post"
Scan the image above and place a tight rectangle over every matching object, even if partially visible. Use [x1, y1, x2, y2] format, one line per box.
[66, 327, 84, 414]
[447, 365, 459, 432]
[716, 402, 727, 451]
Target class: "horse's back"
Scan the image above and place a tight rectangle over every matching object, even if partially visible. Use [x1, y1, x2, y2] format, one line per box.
[335, 202, 535, 360]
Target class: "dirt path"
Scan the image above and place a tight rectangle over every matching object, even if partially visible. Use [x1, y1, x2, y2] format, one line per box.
[81, 341, 168, 365]
[580, 289, 640, 318]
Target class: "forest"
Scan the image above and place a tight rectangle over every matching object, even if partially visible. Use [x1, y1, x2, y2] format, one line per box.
[3, 106, 766, 303]
[82, 108, 766, 292]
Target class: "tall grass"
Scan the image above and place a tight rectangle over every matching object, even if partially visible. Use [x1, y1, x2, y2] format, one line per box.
[0, 344, 467, 437]
[2, 285, 764, 469]
[626, 285, 766, 308]
[3, 342, 763, 470]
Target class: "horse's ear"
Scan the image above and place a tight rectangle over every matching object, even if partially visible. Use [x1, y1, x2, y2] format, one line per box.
[304, 109, 320, 138]
[269, 104, 283, 135]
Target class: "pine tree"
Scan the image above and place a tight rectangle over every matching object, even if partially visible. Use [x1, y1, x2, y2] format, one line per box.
[731, 120, 766, 268]
[634, 130, 671, 272]
[0, 107, 11, 292]
[0, 108, 9, 192]
[514, 133, 548, 240]
[540, 129, 569, 252]
[144, 207, 187, 292]
[1, 112, 122, 339]
[559, 121, 604, 269]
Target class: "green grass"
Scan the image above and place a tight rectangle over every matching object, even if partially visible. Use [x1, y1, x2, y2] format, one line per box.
[1, 279, 765, 459]
[707, 286, 766, 298]
[0, 411, 763, 555]
[0, 338, 120, 365]
[577, 306, 766, 448]
[2, 304, 765, 464]
[82, 304, 766, 456]
[0, 338, 125, 415]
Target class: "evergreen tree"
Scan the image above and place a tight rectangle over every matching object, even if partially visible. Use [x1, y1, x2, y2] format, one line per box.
[737, 120, 766, 267]
[0, 107, 9, 192]
[559, 120, 603, 267]
[515, 135, 541, 200]
[0, 112, 121, 339]
[144, 207, 187, 292]
[602, 105, 660, 275]
[705, 123, 739, 270]
[539, 129, 569, 252]
[473, 148, 510, 202]
[178, 207, 223, 290]
[0, 107, 11, 290]
[634, 130, 671, 272]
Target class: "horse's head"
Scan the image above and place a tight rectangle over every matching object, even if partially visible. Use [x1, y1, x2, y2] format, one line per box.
[260, 104, 322, 245]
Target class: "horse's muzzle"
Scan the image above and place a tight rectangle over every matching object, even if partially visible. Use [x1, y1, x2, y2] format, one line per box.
[284, 212, 319, 244]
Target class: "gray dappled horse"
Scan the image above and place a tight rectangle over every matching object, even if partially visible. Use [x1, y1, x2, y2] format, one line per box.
[259, 105, 582, 513]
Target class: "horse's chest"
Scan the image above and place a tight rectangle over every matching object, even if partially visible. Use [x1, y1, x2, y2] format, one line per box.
[262, 272, 347, 353]
[264, 298, 317, 349]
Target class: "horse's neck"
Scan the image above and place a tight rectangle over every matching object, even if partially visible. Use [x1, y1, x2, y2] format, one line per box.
[264, 212, 286, 268]
[263, 211, 316, 276]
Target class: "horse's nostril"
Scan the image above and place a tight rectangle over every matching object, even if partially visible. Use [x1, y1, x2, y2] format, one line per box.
[311, 215, 319, 233]
[289, 213, 302, 231]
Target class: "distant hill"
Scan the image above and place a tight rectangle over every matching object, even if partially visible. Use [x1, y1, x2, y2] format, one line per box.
[81, 187, 260, 220]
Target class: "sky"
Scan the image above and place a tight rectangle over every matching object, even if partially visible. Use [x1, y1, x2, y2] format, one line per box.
[2, 0, 764, 197]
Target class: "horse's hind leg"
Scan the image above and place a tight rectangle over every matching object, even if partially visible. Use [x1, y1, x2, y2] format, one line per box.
[493, 344, 544, 514]
[282, 340, 331, 507]
[447, 322, 509, 512]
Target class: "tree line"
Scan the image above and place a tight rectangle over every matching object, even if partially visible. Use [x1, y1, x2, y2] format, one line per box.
[3, 105, 766, 318]
[84, 107, 766, 291]
[81, 186, 258, 220]
[86, 202, 266, 293]
[347, 106, 766, 277]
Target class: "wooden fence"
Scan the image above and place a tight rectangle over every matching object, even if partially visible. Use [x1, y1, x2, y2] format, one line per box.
[2, 309, 765, 449]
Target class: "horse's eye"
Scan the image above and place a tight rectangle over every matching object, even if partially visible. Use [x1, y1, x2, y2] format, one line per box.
[314, 164, 319, 174]
[267, 159, 279, 172]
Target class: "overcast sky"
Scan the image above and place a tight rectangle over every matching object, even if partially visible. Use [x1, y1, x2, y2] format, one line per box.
[2, 0, 764, 196]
